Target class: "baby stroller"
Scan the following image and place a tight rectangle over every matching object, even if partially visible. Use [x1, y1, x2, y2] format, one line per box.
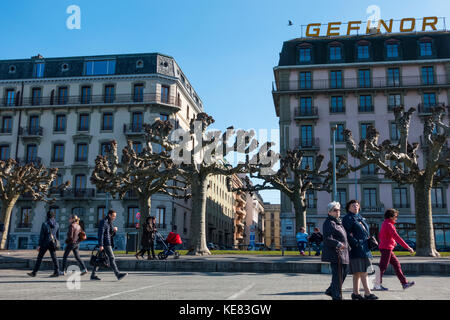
[156, 231, 182, 260]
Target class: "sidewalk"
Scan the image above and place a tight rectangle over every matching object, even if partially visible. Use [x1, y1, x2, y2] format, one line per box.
[1, 250, 450, 275]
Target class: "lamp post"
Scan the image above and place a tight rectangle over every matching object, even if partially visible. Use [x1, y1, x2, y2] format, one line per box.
[331, 125, 337, 202]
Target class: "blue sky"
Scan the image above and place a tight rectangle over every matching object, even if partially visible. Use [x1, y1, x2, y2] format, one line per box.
[1, 0, 448, 204]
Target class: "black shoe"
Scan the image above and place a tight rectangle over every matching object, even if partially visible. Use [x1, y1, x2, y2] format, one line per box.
[351, 293, 364, 300]
[27, 272, 36, 277]
[364, 293, 379, 300]
[80, 270, 88, 276]
[117, 273, 128, 281]
[49, 272, 60, 278]
[325, 289, 332, 297]
[90, 275, 101, 281]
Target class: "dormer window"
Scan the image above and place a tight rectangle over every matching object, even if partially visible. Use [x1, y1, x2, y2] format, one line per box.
[357, 41, 370, 59]
[386, 39, 400, 58]
[298, 43, 312, 63]
[419, 37, 433, 57]
[329, 41, 343, 61]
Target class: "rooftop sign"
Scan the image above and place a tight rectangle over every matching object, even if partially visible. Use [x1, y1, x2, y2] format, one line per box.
[301, 16, 446, 38]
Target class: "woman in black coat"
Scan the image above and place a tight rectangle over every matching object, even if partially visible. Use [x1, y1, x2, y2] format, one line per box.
[342, 200, 378, 300]
[135, 216, 157, 260]
[322, 202, 349, 300]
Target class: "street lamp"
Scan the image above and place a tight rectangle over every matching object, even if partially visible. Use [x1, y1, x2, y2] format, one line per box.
[331, 125, 338, 202]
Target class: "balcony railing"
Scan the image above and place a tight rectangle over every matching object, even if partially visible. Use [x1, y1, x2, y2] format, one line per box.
[273, 74, 449, 92]
[123, 124, 145, 135]
[19, 157, 42, 166]
[0, 127, 12, 134]
[361, 206, 385, 213]
[417, 103, 446, 115]
[1, 93, 180, 108]
[59, 188, 95, 199]
[19, 126, 43, 137]
[294, 107, 319, 119]
[294, 138, 320, 150]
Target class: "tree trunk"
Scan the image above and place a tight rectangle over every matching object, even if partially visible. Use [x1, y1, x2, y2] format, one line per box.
[0, 200, 17, 250]
[187, 174, 211, 255]
[413, 179, 440, 257]
[292, 194, 307, 233]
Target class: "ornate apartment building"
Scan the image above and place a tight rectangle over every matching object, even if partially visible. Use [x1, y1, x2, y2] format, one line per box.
[263, 203, 281, 250]
[273, 31, 450, 249]
[0, 52, 204, 250]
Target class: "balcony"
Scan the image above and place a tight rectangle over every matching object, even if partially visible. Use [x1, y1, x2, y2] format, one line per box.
[294, 107, 319, 120]
[294, 138, 320, 151]
[361, 205, 385, 214]
[59, 188, 95, 199]
[417, 103, 445, 116]
[19, 157, 42, 166]
[273, 74, 450, 93]
[2, 93, 181, 109]
[19, 126, 43, 137]
[0, 127, 12, 134]
[123, 124, 145, 136]
[358, 105, 374, 113]
[17, 223, 32, 229]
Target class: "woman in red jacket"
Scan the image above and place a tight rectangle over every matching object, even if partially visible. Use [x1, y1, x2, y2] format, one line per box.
[375, 209, 415, 291]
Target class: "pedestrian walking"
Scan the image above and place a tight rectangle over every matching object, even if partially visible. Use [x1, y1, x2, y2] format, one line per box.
[296, 227, 308, 256]
[342, 200, 378, 300]
[27, 211, 61, 277]
[135, 216, 157, 260]
[375, 208, 415, 291]
[322, 201, 349, 300]
[61, 214, 88, 276]
[90, 210, 127, 281]
[308, 227, 323, 256]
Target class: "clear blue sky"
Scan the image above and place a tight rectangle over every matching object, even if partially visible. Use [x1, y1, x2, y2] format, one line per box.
[1, 0, 448, 204]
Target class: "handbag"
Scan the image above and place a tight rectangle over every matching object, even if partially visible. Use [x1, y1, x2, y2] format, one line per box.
[367, 236, 379, 251]
[78, 230, 87, 242]
[89, 246, 110, 268]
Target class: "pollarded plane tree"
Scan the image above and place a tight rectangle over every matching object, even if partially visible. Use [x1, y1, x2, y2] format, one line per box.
[90, 119, 189, 235]
[168, 112, 276, 255]
[228, 149, 351, 233]
[343, 105, 450, 257]
[0, 159, 69, 249]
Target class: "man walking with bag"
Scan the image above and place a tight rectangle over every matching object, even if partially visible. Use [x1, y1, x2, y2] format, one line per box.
[91, 210, 127, 281]
[27, 211, 61, 277]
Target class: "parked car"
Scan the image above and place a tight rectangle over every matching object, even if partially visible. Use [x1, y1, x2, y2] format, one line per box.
[207, 243, 219, 250]
[394, 239, 416, 251]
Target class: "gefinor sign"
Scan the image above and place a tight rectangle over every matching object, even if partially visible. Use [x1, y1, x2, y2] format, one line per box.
[304, 16, 441, 37]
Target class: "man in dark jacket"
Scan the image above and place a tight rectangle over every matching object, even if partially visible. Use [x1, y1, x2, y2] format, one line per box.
[308, 227, 324, 256]
[322, 202, 349, 300]
[27, 211, 60, 277]
[91, 210, 127, 281]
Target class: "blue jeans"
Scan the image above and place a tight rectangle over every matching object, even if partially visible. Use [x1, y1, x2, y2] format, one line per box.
[297, 241, 307, 253]
[311, 243, 323, 255]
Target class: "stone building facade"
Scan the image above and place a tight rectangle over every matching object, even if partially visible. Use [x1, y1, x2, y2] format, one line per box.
[263, 203, 281, 250]
[273, 31, 450, 249]
[0, 52, 203, 250]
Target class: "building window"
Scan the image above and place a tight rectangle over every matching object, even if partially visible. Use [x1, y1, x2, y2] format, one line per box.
[300, 97, 313, 115]
[299, 47, 311, 62]
[333, 124, 345, 143]
[419, 41, 433, 57]
[390, 122, 401, 141]
[393, 187, 409, 208]
[421, 66, 434, 85]
[100, 142, 111, 156]
[301, 156, 314, 170]
[301, 125, 313, 147]
[357, 44, 370, 59]
[55, 114, 66, 132]
[363, 188, 378, 209]
[0, 145, 10, 161]
[330, 70, 343, 89]
[360, 123, 373, 140]
[104, 85, 115, 103]
[102, 113, 113, 131]
[358, 69, 371, 88]
[397, 223, 416, 241]
[131, 112, 143, 131]
[386, 43, 399, 58]
[337, 188, 347, 209]
[52, 144, 65, 162]
[33, 62, 45, 78]
[29, 115, 40, 133]
[160, 114, 169, 121]
[76, 143, 88, 162]
[156, 207, 166, 228]
[97, 206, 107, 225]
[58, 87, 68, 105]
[78, 113, 90, 131]
[20, 208, 32, 227]
[128, 206, 139, 228]
[330, 46, 342, 61]
[31, 88, 42, 106]
[1, 116, 12, 133]
[431, 188, 445, 208]
[299, 72, 312, 89]
[5, 89, 15, 106]
[161, 85, 170, 104]
[133, 84, 144, 102]
[359, 95, 373, 112]
[434, 223, 450, 250]
[388, 94, 401, 110]
[26, 144, 38, 163]
[330, 96, 344, 113]
[74, 174, 87, 191]
[84, 59, 116, 76]
[387, 68, 400, 87]
[306, 190, 315, 208]
[81, 86, 91, 104]
[50, 174, 63, 192]
[361, 163, 376, 175]
[423, 93, 437, 108]
[132, 141, 142, 154]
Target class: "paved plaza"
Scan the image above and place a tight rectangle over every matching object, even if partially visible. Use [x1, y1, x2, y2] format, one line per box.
[0, 269, 449, 300]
